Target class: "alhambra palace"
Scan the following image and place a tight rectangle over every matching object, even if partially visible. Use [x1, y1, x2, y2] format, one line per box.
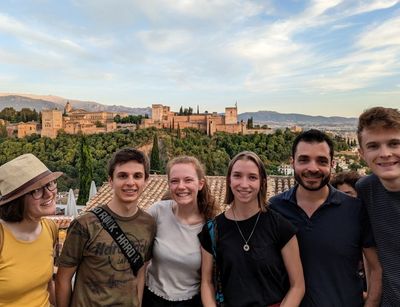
[4, 102, 272, 138]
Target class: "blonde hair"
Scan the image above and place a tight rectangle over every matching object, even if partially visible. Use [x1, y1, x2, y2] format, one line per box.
[166, 156, 218, 219]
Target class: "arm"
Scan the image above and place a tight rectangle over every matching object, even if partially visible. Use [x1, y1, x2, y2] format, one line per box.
[137, 261, 149, 307]
[48, 279, 55, 306]
[362, 247, 382, 307]
[280, 236, 305, 307]
[55, 266, 77, 307]
[201, 247, 217, 307]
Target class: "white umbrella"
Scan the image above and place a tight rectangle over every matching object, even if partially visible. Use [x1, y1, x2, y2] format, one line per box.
[66, 188, 78, 217]
[89, 181, 97, 200]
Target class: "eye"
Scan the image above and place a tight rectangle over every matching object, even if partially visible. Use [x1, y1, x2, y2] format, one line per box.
[232, 173, 241, 178]
[185, 178, 194, 183]
[249, 175, 259, 181]
[366, 143, 378, 150]
[134, 173, 144, 179]
[389, 140, 400, 147]
[318, 159, 329, 165]
[117, 173, 128, 179]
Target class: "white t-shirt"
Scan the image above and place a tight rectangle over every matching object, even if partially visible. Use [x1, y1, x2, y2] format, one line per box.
[146, 200, 203, 301]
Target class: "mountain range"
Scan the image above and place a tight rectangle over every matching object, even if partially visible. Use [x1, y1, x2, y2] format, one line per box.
[0, 93, 357, 127]
[0, 93, 151, 116]
[238, 111, 357, 127]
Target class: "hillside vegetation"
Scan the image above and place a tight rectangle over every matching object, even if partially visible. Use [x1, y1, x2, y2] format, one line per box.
[0, 128, 350, 191]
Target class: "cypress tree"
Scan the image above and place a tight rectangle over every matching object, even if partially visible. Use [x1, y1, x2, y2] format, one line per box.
[150, 133, 160, 173]
[77, 136, 94, 205]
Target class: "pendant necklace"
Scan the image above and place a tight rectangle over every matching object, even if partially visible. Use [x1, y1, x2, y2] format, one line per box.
[231, 206, 261, 252]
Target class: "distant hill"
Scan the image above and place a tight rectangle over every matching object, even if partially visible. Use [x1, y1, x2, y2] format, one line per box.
[0, 93, 150, 116]
[238, 110, 357, 127]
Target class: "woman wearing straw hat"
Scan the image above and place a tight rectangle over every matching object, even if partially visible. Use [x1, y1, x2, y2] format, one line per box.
[0, 153, 62, 307]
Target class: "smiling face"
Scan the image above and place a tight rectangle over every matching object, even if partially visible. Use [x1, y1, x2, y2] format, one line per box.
[293, 141, 333, 192]
[359, 127, 400, 190]
[168, 163, 204, 207]
[23, 182, 57, 220]
[109, 161, 147, 205]
[229, 159, 261, 207]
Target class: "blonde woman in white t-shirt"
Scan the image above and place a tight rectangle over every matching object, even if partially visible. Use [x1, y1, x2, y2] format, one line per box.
[143, 156, 219, 307]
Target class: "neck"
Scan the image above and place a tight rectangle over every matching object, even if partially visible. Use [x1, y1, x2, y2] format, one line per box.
[2, 218, 42, 242]
[231, 200, 260, 220]
[16, 218, 41, 231]
[108, 199, 138, 217]
[380, 177, 400, 192]
[296, 185, 330, 217]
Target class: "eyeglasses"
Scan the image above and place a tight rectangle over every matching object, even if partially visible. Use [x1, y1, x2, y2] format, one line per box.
[30, 180, 58, 200]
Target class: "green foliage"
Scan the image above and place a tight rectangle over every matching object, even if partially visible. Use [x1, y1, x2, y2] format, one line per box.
[178, 106, 193, 115]
[114, 114, 144, 124]
[247, 117, 253, 129]
[0, 128, 155, 191]
[0, 107, 39, 123]
[0, 124, 7, 139]
[77, 136, 94, 206]
[150, 133, 161, 173]
[0, 126, 358, 194]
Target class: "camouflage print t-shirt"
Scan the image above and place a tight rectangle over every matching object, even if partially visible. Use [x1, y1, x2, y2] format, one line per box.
[58, 204, 156, 307]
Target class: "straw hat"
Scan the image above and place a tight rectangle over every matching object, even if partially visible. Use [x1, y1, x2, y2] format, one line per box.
[0, 154, 63, 206]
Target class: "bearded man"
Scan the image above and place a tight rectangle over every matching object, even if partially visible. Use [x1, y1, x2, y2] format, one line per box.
[269, 129, 382, 307]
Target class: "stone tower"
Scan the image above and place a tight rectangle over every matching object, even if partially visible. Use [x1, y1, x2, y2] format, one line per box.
[224, 106, 238, 125]
[41, 109, 63, 138]
[152, 104, 164, 122]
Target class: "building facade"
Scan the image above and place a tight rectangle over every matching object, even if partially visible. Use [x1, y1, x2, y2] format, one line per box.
[142, 104, 247, 136]
[41, 103, 117, 138]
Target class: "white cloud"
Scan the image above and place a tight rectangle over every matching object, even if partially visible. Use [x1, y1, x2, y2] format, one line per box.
[351, 0, 399, 15]
[357, 16, 400, 49]
[137, 29, 192, 52]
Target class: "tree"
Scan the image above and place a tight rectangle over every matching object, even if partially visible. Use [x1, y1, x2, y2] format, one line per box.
[77, 136, 94, 205]
[150, 133, 161, 173]
[179, 106, 183, 115]
[0, 124, 7, 138]
[247, 117, 253, 129]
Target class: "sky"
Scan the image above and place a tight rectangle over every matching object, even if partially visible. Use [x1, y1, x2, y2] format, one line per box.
[0, 0, 399, 117]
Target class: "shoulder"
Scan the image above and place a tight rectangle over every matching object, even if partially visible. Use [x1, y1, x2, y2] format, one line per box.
[356, 174, 379, 189]
[269, 188, 293, 206]
[146, 200, 173, 217]
[42, 218, 58, 233]
[137, 208, 157, 226]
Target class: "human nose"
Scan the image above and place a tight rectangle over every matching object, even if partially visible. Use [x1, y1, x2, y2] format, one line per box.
[43, 186, 54, 198]
[378, 145, 392, 158]
[126, 175, 135, 185]
[306, 160, 319, 172]
[176, 180, 185, 189]
[239, 177, 250, 187]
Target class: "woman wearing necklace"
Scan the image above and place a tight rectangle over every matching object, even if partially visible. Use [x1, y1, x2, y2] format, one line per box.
[199, 151, 305, 307]
[143, 156, 219, 306]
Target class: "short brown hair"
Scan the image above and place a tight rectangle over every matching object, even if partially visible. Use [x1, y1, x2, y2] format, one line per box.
[166, 156, 218, 219]
[108, 148, 150, 180]
[225, 151, 268, 211]
[0, 196, 25, 222]
[357, 107, 400, 145]
[330, 171, 361, 190]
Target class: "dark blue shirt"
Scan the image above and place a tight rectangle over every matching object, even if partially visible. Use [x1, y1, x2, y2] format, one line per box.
[357, 174, 400, 306]
[269, 185, 374, 307]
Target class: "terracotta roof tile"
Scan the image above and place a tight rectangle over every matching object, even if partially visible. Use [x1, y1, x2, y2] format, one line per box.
[84, 175, 296, 212]
[53, 175, 296, 229]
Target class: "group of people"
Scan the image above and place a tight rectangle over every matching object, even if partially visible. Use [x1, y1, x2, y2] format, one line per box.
[0, 106, 399, 307]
